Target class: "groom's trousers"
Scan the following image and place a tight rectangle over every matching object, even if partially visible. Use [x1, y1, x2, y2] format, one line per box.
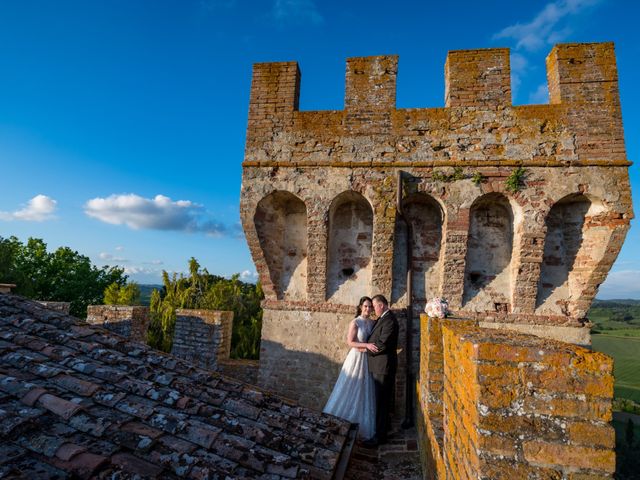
[372, 372, 395, 441]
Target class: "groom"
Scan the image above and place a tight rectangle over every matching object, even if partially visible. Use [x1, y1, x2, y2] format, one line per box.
[364, 294, 399, 446]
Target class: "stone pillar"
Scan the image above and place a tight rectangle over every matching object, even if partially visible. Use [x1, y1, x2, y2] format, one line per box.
[445, 48, 511, 109]
[417, 316, 616, 479]
[37, 301, 71, 314]
[86, 305, 150, 342]
[0, 284, 16, 294]
[171, 309, 233, 370]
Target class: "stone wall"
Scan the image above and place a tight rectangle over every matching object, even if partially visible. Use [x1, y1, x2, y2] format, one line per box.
[417, 314, 615, 479]
[259, 305, 408, 412]
[241, 42, 632, 409]
[86, 305, 149, 342]
[171, 309, 233, 370]
[37, 301, 71, 314]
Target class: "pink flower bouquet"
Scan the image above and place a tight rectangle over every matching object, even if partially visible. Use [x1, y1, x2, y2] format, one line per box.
[425, 297, 450, 319]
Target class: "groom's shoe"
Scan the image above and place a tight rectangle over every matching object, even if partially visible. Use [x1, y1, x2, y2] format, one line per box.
[361, 437, 379, 448]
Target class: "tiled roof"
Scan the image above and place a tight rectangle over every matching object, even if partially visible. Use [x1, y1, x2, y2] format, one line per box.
[0, 294, 354, 479]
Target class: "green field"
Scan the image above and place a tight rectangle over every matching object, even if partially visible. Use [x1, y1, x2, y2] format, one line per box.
[591, 335, 640, 403]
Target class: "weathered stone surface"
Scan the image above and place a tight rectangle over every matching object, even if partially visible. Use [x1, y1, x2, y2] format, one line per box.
[417, 314, 616, 479]
[240, 42, 632, 411]
[86, 305, 150, 342]
[171, 309, 233, 370]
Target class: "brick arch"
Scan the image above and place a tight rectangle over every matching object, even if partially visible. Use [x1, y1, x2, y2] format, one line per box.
[392, 192, 445, 308]
[536, 193, 610, 316]
[326, 191, 374, 304]
[254, 191, 308, 301]
[462, 193, 514, 311]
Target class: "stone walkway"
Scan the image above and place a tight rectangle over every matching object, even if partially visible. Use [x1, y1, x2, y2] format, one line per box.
[344, 421, 423, 479]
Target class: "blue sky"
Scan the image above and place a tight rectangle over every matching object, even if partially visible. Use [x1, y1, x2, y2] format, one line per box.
[0, 0, 638, 298]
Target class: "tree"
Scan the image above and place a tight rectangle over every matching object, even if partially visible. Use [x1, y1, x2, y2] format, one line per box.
[148, 258, 263, 359]
[0, 236, 127, 317]
[104, 282, 141, 305]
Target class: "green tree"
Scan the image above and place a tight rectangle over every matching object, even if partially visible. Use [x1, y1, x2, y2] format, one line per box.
[104, 281, 141, 305]
[148, 258, 263, 359]
[0, 236, 127, 317]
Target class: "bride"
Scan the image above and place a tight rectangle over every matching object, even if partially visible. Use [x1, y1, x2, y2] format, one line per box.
[323, 296, 378, 439]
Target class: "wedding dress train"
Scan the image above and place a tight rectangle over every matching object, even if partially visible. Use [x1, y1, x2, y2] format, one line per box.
[322, 317, 376, 439]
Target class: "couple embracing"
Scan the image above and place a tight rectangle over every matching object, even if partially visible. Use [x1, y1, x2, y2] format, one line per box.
[323, 295, 399, 446]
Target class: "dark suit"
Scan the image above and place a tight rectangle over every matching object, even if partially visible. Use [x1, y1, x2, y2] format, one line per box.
[367, 309, 399, 441]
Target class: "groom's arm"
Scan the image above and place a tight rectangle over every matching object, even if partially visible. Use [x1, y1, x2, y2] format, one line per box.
[370, 318, 394, 356]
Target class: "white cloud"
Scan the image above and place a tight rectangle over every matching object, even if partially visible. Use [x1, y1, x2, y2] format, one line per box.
[98, 252, 128, 263]
[528, 83, 550, 104]
[494, 0, 601, 51]
[115, 245, 125, 251]
[509, 52, 528, 101]
[144, 260, 164, 266]
[0, 194, 57, 222]
[273, 0, 323, 25]
[240, 270, 259, 282]
[597, 270, 640, 300]
[84, 193, 227, 236]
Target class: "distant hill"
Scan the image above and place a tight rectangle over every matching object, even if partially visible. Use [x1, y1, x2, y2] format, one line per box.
[592, 299, 640, 308]
[138, 284, 162, 306]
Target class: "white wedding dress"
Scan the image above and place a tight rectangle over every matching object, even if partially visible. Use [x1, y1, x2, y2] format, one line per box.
[322, 316, 376, 439]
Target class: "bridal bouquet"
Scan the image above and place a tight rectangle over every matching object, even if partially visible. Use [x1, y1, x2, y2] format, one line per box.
[425, 297, 450, 319]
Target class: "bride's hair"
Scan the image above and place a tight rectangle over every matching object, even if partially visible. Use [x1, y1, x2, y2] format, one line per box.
[356, 296, 373, 317]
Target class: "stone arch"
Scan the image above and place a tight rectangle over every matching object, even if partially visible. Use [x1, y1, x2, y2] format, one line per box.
[463, 193, 514, 311]
[326, 191, 373, 304]
[536, 193, 608, 316]
[254, 191, 308, 300]
[391, 193, 445, 309]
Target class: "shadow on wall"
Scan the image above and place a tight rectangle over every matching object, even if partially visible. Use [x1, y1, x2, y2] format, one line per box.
[258, 339, 344, 410]
[463, 193, 514, 311]
[326, 192, 373, 303]
[255, 191, 308, 301]
[536, 194, 590, 314]
[392, 193, 444, 311]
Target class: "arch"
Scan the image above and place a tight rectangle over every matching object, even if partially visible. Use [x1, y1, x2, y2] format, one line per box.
[391, 193, 445, 308]
[254, 191, 308, 300]
[463, 193, 514, 311]
[326, 191, 373, 304]
[536, 193, 608, 315]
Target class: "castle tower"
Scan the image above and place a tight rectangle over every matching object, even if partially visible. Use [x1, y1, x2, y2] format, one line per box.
[240, 43, 633, 410]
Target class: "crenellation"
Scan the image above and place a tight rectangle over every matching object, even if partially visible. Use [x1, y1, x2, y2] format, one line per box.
[240, 43, 632, 422]
[444, 48, 511, 109]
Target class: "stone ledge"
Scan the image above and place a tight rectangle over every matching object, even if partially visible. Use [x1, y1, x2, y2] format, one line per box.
[243, 159, 632, 168]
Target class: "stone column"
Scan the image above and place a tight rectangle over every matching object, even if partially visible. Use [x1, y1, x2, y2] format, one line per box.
[171, 309, 233, 370]
[86, 305, 150, 342]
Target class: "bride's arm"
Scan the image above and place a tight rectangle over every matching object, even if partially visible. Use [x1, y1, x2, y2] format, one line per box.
[346, 320, 379, 352]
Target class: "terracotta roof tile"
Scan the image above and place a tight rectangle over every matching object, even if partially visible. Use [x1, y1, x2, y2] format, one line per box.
[0, 294, 354, 478]
[55, 442, 87, 461]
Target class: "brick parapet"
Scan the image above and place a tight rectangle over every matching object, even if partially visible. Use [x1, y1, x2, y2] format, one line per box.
[86, 305, 149, 342]
[417, 313, 616, 479]
[171, 309, 233, 370]
[241, 42, 632, 438]
[37, 301, 71, 314]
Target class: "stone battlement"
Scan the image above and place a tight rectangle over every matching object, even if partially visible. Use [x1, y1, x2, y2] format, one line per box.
[418, 314, 615, 478]
[240, 42, 632, 413]
[246, 43, 625, 166]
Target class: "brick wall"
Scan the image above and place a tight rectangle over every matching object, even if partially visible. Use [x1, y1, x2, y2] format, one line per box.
[86, 305, 149, 342]
[37, 301, 71, 314]
[240, 42, 632, 411]
[171, 309, 233, 370]
[418, 314, 615, 479]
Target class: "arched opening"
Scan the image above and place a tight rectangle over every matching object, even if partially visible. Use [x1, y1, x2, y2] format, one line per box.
[326, 192, 373, 304]
[254, 191, 308, 300]
[463, 193, 514, 311]
[391, 193, 444, 310]
[536, 193, 607, 316]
